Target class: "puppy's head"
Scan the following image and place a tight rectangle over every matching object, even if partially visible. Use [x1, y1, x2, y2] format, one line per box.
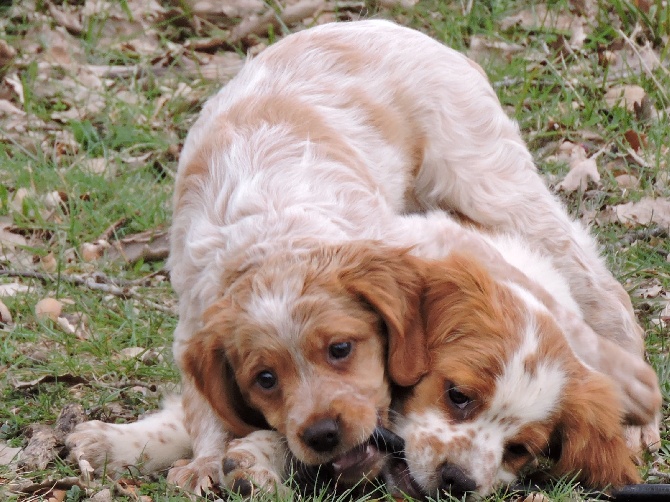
[182, 243, 427, 481]
[395, 253, 639, 498]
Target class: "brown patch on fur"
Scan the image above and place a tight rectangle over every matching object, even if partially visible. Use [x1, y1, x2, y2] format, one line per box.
[256, 29, 375, 77]
[336, 246, 428, 387]
[551, 356, 641, 487]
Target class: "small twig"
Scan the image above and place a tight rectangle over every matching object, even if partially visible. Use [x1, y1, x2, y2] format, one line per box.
[100, 380, 159, 392]
[0, 269, 176, 315]
[97, 217, 129, 242]
[648, 468, 670, 481]
[229, 0, 324, 45]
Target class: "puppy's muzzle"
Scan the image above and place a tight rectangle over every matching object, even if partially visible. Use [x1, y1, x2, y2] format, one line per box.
[302, 418, 340, 453]
[440, 463, 477, 498]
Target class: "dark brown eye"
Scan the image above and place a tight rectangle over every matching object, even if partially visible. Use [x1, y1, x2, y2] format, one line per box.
[329, 341, 352, 360]
[256, 371, 277, 390]
[447, 384, 471, 409]
[505, 443, 528, 458]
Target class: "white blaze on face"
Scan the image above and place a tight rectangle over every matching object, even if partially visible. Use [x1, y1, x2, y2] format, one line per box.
[490, 315, 566, 423]
[246, 274, 306, 341]
[400, 294, 568, 496]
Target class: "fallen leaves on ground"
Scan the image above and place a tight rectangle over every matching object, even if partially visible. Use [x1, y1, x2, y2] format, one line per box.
[599, 197, 670, 228]
[555, 142, 601, 192]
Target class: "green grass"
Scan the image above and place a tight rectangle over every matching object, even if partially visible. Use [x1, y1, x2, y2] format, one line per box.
[1, 0, 669, 500]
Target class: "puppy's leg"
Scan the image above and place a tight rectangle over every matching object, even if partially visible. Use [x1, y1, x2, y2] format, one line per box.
[222, 430, 290, 497]
[166, 380, 230, 494]
[66, 395, 191, 479]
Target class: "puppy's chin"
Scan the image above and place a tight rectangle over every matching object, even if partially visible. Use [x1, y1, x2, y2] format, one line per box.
[290, 440, 387, 494]
[384, 458, 427, 500]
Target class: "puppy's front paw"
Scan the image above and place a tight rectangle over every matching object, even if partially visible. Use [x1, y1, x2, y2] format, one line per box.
[66, 421, 134, 479]
[625, 417, 661, 461]
[222, 431, 289, 497]
[167, 456, 223, 495]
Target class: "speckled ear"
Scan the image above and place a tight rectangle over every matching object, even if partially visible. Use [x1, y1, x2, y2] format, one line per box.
[338, 246, 428, 387]
[182, 305, 270, 438]
[551, 368, 640, 488]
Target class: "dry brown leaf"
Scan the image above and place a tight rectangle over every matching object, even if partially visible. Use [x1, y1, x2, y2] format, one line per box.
[10, 187, 30, 213]
[604, 85, 646, 112]
[379, 0, 419, 7]
[0, 283, 29, 297]
[0, 39, 17, 69]
[79, 157, 113, 176]
[58, 312, 91, 340]
[0, 441, 22, 466]
[655, 172, 670, 191]
[500, 4, 589, 48]
[0, 221, 28, 248]
[41, 252, 58, 273]
[658, 301, 670, 329]
[178, 51, 244, 81]
[116, 346, 164, 365]
[600, 197, 670, 228]
[230, 0, 325, 45]
[48, 489, 68, 502]
[89, 489, 114, 502]
[11, 373, 88, 390]
[19, 424, 58, 471]
[468, 36, 525, 63]
[556, 144, 600, 192]
[614, 174, 639, 189]
[606, 41, 662, 80]
[47, 3, 84, 35]
[20, 25, 86, 66]
[81, 241, 108, 262]
[0, 98, 25, 116]
[0, 299, 12, 324]
[5, 477, 85, 497]
[105, 228, 169, 264]
[190, 0, 265, 22]
[35, 298, 63, 321]
[634, 281, 663, 299]
[623, 129, 647, 151]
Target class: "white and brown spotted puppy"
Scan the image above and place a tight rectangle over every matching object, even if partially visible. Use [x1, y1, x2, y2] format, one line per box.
[67, 19, 660, 494]
[390, 249, 642, 499]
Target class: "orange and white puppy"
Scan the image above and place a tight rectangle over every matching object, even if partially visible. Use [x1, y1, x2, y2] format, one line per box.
[67, 20, 660, 493]
[390, 240, 644, 499]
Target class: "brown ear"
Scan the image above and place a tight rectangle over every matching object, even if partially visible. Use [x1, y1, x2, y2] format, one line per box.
[181, 326, 269, 438]
[550, 370, 640, 488]
[338, 247, 428, 387]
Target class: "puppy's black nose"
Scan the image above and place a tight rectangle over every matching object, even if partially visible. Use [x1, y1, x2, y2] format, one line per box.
[440, 463, 477, 497]
[302, 418, 340, 452]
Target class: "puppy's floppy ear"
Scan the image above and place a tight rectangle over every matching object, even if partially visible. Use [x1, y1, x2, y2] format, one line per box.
[338, 246, 428, 387]
[181, 303, 269, 438]
[550, 369, 640, 488]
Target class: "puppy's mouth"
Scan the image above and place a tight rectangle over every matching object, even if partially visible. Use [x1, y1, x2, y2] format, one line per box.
[329, 441, 383, 483]
[328, 427, 405, 485]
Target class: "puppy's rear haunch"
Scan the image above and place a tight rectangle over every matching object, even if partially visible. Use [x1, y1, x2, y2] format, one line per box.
[67, 20, 660, 494]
